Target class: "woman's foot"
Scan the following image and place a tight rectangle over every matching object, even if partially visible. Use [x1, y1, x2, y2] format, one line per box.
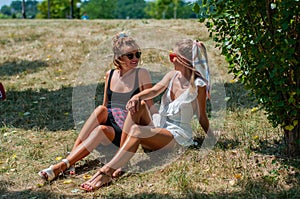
[38, 165, 56, 181]
[80, 170, 112, 192]
[64, 165, 76, 175]
[112, 168, 124, 178]
[38, 159, 70, 181]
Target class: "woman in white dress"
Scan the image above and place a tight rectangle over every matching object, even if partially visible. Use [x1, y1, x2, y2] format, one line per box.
[80, 38, 211, 191]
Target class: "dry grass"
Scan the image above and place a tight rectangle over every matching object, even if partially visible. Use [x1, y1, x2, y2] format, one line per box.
[0, 19, 299, 199]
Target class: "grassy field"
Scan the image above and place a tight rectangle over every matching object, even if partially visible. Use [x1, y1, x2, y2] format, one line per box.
[0, 19, 299, 199]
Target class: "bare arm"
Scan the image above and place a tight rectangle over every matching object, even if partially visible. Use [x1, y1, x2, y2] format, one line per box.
[196, 86, 209, 133]
[127, 70, 177, 113]
[102, 70, 111, 107]
[136, 71, 175, 100]
[138, 68, 155, 113]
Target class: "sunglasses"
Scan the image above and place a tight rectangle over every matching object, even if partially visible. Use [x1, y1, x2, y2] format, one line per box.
[123, 51, 142, 60]
[169, 52, 177, 62]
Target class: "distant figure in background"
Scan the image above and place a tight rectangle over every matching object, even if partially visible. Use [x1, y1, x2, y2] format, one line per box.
[0, 83, 6, 100]
[81, 12, 89, 20]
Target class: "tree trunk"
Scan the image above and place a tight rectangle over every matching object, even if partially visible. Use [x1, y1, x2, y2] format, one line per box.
[284, 125, 300, 157]
[173, 6, 177, 19]
[22, 0, 26, 19]
[173, 0, 178, 19]
[47, 0, 51, 19]
[70, 0, 74, 19]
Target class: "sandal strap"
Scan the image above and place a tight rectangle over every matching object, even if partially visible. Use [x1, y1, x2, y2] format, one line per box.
[99, 171, 111, 178]
[38, 165, 55, 181]
[62, 159, 70, 169]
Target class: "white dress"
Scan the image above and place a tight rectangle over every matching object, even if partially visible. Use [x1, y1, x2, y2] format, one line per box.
[153, 71, 207, 146]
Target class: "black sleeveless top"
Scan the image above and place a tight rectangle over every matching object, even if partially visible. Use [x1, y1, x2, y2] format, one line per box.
[107, 68, 141, 110]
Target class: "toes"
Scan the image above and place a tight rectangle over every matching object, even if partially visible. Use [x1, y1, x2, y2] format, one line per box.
[80, 183, 93, 192]
[39, 171, 48, 180]
[80, 171, 112, 192]
[112, 169, 122, 178]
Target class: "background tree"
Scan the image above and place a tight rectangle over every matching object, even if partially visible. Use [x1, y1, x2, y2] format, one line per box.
[22, 0, 26, 18]
[70, 0, 74, 19]
[47, 0, 50, 18]
[37, 0, 81, 19]
[35, 0, 194, 19]
[193, 0, 299, 156]
[0, 5, 12, 16]
[0, 0, 39, 18]
[82, 0, 117, 19]
[115, 0, 148, 19]
[145, 0, 194, 19]
[172, 0, 178, 19]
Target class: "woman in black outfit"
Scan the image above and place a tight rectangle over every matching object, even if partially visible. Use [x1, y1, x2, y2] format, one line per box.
[38, 32, 154, 181]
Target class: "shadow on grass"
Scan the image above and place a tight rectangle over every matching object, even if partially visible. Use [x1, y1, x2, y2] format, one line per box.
[252, 139, 300, 170]
[0, 83, 105, 131]
[0, 74, 255, 132]
[0, 60, 49, 77]
[224, 81, 257, 110]
[0, 181, 300, 199]
[0, 180, 77, 199]
[1, 179, 299, 199]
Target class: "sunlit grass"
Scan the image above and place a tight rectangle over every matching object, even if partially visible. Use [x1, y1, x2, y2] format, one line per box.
[0, 19, 299, 198]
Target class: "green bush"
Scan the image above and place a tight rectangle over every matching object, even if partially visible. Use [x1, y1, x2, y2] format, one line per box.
[0, 13, 10, 19]
[193, 0, 299, 156]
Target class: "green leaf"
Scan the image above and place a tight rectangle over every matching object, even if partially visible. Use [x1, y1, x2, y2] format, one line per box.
[193, 3, 200, 13]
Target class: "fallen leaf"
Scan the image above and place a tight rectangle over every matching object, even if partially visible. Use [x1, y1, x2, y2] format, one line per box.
[71, 189, 79, 193]
[229, 179, 235, 186]
[251, 107, 258, 113]
[63, 179, 73, 184]
[253, 135, 259, 140]
[235, 174, 242, 179]
[36, 183, 44, 188]
[55, 156, 62, 161]
[83, 174, 92, 179]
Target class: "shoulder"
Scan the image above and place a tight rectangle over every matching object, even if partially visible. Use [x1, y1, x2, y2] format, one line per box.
[165, 70, 178, 79]
[105, 70, 111, 77]
[105, 69, 114, 79]
[137, 68, 151, 80]
[106, 70, 111, 75]
[159, 70, 178, 84]
[137, 68, 150, 76]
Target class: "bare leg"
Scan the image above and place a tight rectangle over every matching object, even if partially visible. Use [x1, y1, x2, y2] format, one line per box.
[81, 101, 176, 191]
[71, 105, 108, 152]
[39, 124, 116, 179]
[69, 105, 123, 178]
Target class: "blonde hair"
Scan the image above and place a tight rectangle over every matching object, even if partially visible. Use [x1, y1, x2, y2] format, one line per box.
[173, 39, 196, 90]
[174, 39, 209, 92]
[112, 32, 140, 69]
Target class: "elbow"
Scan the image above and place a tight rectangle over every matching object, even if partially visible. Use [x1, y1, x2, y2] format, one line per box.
[199, 115, 209, 133]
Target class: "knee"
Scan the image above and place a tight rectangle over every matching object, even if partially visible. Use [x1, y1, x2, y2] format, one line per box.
[94, 105, 108, 121]
[91, 125, 108, 137]
[90, 125, 113, 145]
[140, 100, 147, 109]
[94, 105, 107, 115]
[129, 124, 142, 138]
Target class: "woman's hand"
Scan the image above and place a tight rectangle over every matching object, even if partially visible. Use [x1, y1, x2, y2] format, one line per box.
[126, 96, 140, 114]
